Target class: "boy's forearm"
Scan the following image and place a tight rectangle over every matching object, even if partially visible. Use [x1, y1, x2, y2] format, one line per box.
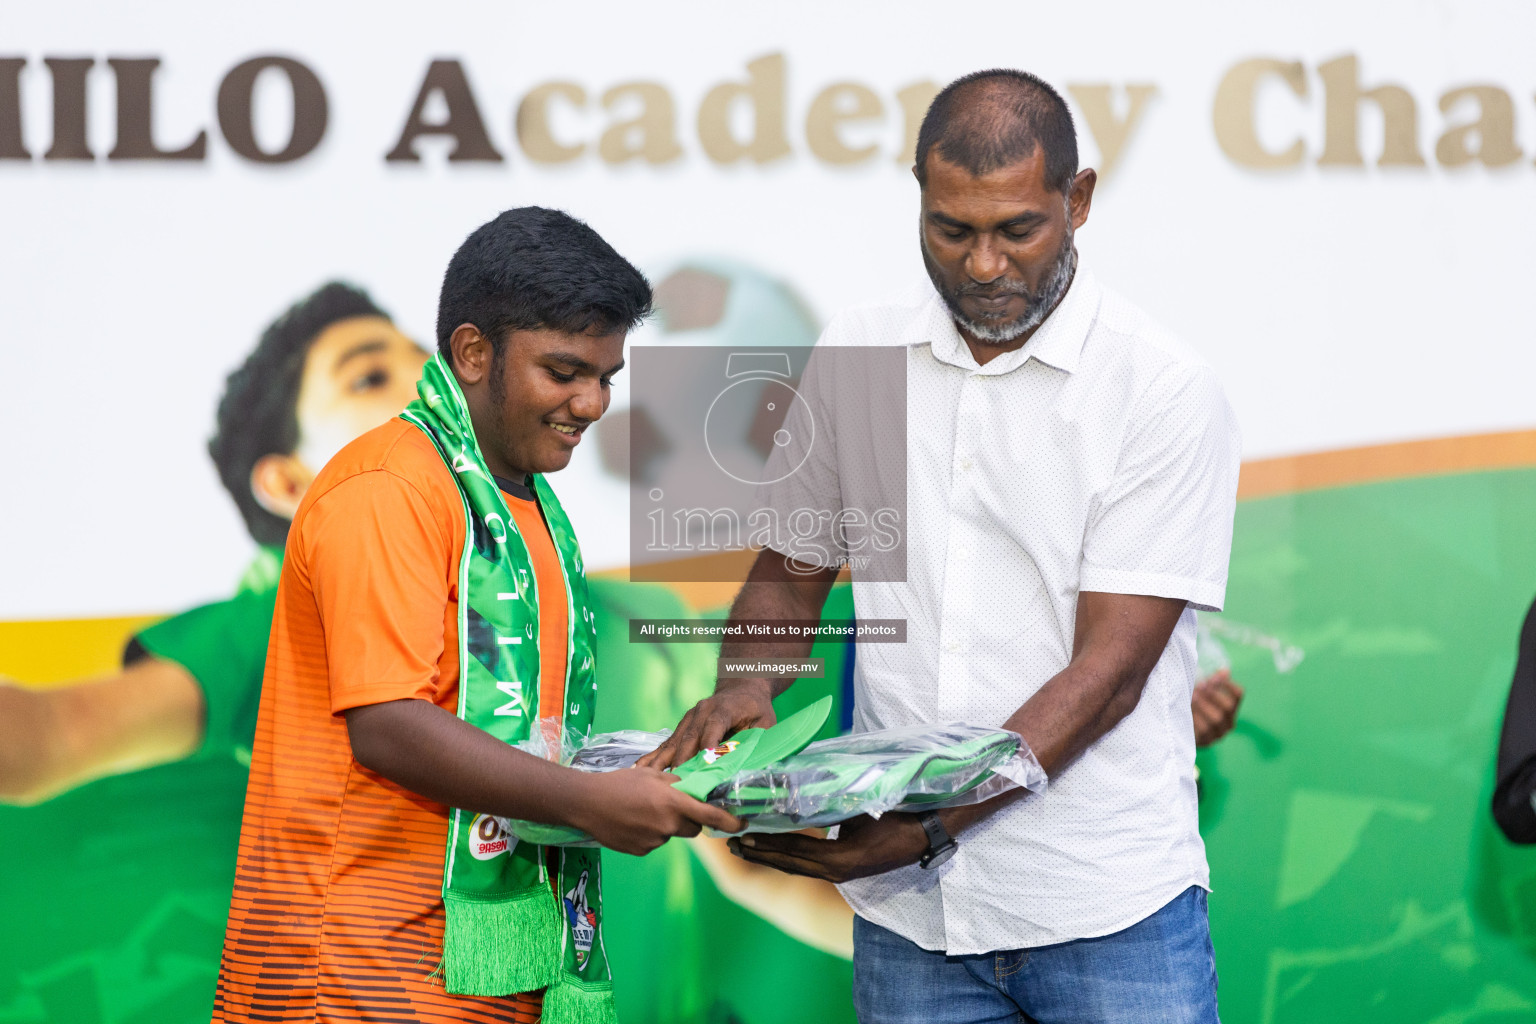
[344, 698, 592, 826]
[345, 697, 747, 857]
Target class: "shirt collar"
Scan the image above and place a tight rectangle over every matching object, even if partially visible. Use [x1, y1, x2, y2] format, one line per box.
[916, 262, 1100, 376]
[493, 473, 536, 501]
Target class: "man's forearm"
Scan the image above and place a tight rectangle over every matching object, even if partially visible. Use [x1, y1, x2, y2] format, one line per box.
[1007, 591, 1186, 775]
[717, 583, 818, 700]
[1001, 651, 1144, 777]
[716, 550, 839, 696]
[927, 656, 1125, 840]
[940, 592, 1188, 837]
[637, 550, 840, 771]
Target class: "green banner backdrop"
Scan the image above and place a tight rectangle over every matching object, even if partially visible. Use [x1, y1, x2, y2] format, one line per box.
[6, 461, 1536, 1023]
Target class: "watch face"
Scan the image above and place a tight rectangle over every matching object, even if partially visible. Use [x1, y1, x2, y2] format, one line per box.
[922, 842, 957, 870]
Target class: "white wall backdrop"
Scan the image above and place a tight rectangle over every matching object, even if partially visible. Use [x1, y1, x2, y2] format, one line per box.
[2, 0, 1533, 617]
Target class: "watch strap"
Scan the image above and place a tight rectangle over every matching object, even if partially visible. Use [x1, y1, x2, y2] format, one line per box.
[917, 811, 957, 869]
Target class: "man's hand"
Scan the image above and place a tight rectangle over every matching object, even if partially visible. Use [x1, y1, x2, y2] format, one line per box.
[638, 547, 838, 769]
[637, 679, 777, 770]
[726, 814, 930, 884]
[568, 767, 744, 856]
[1192, 668, 1244, 747]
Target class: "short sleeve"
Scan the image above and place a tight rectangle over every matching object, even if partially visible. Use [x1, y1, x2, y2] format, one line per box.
[1080, 364, 1241, 612]
[131, 586, 276, 758]
[756, 316, 907, 577]
[756, 325, 847, 569]
[302, 471, 455, 714]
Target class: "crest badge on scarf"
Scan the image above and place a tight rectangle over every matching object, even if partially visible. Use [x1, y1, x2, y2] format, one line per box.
[564, 870, 598, 970]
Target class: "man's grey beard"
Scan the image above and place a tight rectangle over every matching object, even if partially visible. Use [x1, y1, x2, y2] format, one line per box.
[927, 229, 1077, 345]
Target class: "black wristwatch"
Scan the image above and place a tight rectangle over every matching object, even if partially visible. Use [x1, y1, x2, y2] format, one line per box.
[917, 811, 958, 869]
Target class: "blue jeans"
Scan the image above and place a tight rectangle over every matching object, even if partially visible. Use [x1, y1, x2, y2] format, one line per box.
[852, 886, 1219, 1024]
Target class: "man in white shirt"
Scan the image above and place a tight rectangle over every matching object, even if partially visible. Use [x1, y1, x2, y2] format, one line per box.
[642, 68, 1240, 1023]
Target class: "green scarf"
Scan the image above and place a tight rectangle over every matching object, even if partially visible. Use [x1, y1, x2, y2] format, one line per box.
[400, 353, 614, 1024]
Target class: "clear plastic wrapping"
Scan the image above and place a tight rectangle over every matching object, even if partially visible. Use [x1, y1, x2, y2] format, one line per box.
[501, 726, 671, 848]
[501, 721, 1046, 845]
[704, 724, 1044, 834]
[568, 729, 670, 772]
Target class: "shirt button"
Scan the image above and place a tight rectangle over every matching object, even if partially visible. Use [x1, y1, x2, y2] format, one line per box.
[945, 640, 960, 653]
[959, 457, 974, 471]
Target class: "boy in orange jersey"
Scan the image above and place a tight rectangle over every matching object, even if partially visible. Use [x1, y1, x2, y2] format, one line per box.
[213, 207, 740, 1024]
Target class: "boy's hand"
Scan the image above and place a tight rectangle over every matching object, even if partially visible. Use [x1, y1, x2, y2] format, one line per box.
[571, 767, 744, 856]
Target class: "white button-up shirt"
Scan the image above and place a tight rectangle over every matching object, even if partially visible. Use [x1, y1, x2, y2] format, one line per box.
[763, 265, 1241, 953]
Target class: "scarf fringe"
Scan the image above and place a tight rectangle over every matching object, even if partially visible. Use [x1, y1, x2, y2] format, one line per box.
[542, 977, 618, 1024]
[442, 888, 563, 996]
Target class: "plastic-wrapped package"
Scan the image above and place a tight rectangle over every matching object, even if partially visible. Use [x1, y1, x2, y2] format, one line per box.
[497, 818, 598, 847]
[705, 724, 1042, 834]
[569, 729, 671, 772]
[504, 696, 838, 845]
[502, 721, 1046, 845]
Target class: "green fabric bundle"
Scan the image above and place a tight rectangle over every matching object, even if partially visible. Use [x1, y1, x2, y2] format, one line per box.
[669, 696, 835, 800]
[505, 714, 1032, 843]
[505, 698, 834, 846]
[706, 724, 1024, 832]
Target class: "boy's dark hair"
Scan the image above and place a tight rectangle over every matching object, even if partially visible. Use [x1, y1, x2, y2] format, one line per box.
[435, 206, 653, 358]
[208, 282, 389, 547]
[914, 69, 1078, 194]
